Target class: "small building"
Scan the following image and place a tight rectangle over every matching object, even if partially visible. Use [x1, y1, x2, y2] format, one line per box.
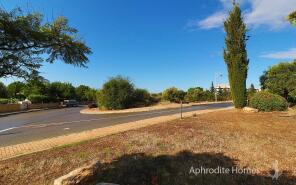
[215, 84, 230, 92]
[215, 84, 261, 92]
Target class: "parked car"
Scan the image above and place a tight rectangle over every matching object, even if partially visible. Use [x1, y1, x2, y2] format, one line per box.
[88, 102, 98, 108]
[62, 100, 79, 107]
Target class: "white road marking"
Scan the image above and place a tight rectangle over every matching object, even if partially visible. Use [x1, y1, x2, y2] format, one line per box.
[0, 127, 17, 133]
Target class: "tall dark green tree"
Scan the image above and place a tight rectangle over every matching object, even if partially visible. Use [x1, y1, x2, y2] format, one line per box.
[210, 81, 215, 94]
[0, 8, 91, 78]
[247, 83, 256, 99]
[259, 71, 268, 90]
[249, 84, 256, 94]
[0, 82, 7, 98]
[223, 3, 249, 108]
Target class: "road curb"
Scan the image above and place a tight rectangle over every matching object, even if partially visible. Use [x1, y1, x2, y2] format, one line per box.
[0, 106, 233, 161]
[0, 107, 62, 117]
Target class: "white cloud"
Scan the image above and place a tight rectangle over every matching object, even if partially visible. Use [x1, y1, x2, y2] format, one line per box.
[261, 48, 296, 59]
[191, 0, 296, 30]
[245, 0, 296, 29]
[187, 11, 227, 30]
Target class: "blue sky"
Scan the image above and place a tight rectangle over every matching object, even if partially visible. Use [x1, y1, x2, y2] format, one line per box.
[1, 0, 296, 92]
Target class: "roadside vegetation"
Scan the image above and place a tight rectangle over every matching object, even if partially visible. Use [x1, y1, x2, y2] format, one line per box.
[96, 76, 156, 110]
[0, 72, 96, 104]
[96, 76, 231, 110]
[0, 73, 231, 108]
[259, 61, 296, 106]
[250, 91, 288, 112]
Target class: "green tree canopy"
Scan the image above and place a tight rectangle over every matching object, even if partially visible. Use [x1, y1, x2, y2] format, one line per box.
[185, 87, 205, 102]
[76, 85, 91, 101]
[47, 82, 76, 100]
[133, 88, 152, 106]
[223, 4, 249, 108]
[7, 81, 25, 98]
[75, 85, 97, 102]
[85, 88, 97, 102]
[261, 61, 296, 102]
[97, 76, 135, 110]
[162, 87, 186, 103]
[0, 8, 91, 78]
[23, 71, 49, 96]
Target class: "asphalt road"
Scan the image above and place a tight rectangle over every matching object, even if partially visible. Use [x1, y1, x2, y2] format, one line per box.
[0, 102, 232, 147]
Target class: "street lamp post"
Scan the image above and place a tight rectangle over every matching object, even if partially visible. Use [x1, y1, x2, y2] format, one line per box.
[180, 100, 183, 119]
[214, 73, 223, 102]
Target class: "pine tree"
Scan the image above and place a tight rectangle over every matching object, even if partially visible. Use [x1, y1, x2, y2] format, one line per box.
[247, 83, 256, 99]
[210, 81, 215, 94]
[249, 84, 256, 94]
[223, 3, 249, 108]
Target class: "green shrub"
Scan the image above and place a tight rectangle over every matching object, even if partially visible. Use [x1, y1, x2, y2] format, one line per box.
[288, 90, 296, 105]
[97, 76, 135, 110]
[203, 90, 215, 101]
[150, 93, 162, 104]
[0, 98, 18, 104]
[28, 94, 50, 104]
[162, 87, 186, 103]
[250, 91, 288, 112]
[0, 98, 9, 104]
[133, 88, 152, 107]
[185, 87, 205, 102]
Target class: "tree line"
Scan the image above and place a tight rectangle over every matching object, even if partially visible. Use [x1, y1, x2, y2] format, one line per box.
[96, 76, 232, 110]
[0, 72, 96, 104]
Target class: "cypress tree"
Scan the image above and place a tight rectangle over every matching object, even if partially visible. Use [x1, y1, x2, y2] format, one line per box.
[223, 3, 249, 108]
[210, 81, 215, 94]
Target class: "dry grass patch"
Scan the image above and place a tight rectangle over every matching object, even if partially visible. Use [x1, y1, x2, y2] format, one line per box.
[0, 109, 295, 185]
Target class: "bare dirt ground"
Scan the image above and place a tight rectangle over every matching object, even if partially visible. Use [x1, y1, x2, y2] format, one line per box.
[0, 109, 295, 185]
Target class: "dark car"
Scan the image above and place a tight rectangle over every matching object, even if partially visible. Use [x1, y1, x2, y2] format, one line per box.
[62, 100, 79, 107]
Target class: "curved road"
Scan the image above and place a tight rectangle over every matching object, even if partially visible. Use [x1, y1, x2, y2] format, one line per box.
[0, 102, 232, 147]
